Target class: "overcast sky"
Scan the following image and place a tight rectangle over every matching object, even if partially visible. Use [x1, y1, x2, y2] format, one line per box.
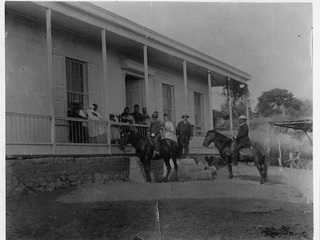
[93, 1, 313, 108]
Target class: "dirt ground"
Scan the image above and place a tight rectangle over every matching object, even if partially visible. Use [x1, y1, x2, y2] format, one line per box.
[6, 163, 313, 240]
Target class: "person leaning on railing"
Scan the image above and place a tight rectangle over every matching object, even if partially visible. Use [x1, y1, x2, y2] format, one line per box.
[68, 100, 88, 143]
[86, 104, 107, 143]
[109, 113, 120, 144]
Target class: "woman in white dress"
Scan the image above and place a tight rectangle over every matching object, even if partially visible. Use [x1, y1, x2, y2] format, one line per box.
[162, 113, 177, 141]
[86, 104, 107, 143]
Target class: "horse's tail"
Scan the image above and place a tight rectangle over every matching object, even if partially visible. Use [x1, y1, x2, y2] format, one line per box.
[262, 154, 268, 181]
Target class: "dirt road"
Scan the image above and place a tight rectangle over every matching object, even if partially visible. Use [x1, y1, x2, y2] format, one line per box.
[6, 164, 313, 239]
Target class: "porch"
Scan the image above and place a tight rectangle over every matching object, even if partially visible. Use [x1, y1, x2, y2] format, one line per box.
[6, 112, 214, 157]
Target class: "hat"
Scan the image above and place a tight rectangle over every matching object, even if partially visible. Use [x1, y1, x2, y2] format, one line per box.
[239, 115, 247, 120]
[181, 114, 189, 118]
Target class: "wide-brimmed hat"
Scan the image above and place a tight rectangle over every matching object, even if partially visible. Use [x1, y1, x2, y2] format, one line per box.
[239, 115, 247, 120]
[181, 114, 189, 118]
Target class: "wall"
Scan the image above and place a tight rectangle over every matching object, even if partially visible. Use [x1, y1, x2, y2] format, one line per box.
[6, 156, 164, 196]
[6, 156, 129, 196]
[6, 11, 50, 115]
[150, 62, 210, 131]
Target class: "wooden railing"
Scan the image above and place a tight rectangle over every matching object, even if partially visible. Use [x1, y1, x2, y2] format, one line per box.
[6, 112, 149, 146]
[6, 112, 52, 144]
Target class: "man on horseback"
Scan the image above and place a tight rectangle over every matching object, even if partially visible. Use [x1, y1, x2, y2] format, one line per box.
[148, 112, 162, 157]
[232, 115, 251, 172]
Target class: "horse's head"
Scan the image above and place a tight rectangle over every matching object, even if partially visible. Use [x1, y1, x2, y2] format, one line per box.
[203, 130, 216, 147]
[119, 130, 133, 151]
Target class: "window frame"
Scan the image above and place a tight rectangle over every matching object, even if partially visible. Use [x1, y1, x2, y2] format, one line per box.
[194, 92, 204, 134]
[162, 84, 175, 124]
[65, 57, 88, 112]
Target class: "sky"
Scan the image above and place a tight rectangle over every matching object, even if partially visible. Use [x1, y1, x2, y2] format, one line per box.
[93, 1, 313, 109]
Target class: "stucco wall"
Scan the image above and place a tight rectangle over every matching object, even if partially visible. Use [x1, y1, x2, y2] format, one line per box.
[6, 12, 50, 115]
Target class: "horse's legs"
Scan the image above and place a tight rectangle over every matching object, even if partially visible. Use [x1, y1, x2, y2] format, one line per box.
[163, 157, 172, 182]
[253, 155, 265, 184]
[172, 156, 179, 181]
[142, 158, 152, 182]
[226, 156, 233, 179]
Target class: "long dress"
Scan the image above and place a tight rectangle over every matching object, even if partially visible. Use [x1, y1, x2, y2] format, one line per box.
[86, 109, 106, 138]
[163, 121, 177, 141]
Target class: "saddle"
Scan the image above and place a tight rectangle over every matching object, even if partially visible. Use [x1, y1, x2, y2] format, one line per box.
[232, 140, 253, 157]
[240, 147, 253, 157]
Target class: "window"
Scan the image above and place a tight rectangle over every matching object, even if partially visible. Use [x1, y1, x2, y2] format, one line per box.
[162, 84, 175, 122]
[66, 58, 88, 111]
[194, 92, 204, 132]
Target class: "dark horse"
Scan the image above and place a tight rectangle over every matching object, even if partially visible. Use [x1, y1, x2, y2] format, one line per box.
[119, 129, 180, 182]
[203, 130, 268, 184]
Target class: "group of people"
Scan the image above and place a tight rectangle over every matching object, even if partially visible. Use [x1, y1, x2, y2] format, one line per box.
[68, 100, 251, 166]
[119, 104, 150, 125]
[68, 101, 107, 143]
[148, 111, 193, 157]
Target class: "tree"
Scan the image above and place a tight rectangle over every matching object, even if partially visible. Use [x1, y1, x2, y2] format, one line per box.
[220, 97, 253, 120]
[220, 79, 252, 119]
[255, 88, 301, 117]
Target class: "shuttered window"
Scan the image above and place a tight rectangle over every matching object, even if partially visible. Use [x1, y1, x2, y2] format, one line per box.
[163, 84, 175, 122]
[66, 58, 88, 111]
[194, 92, 203, 132]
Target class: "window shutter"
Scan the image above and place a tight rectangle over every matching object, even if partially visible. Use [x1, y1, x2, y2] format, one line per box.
[53, 55, 67, 116]
[155, 81, 163, 115]
[88, 63, 100, 107]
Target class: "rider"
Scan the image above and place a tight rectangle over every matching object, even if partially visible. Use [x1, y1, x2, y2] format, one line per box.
[148, 112, 162, 157]
[232, 115, 251, 171]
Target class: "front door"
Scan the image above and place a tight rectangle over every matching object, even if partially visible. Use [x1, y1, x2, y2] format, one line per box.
[125, 75, 144, 113]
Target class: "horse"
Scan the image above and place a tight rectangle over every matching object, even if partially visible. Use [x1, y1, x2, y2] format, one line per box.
[119, 129, 181, 182]
[203, 130, 268, 184]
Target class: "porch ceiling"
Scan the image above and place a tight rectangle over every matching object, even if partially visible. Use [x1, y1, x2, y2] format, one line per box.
[6, 1, 243, 87]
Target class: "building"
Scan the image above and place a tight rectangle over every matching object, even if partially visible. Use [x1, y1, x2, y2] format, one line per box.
[5, 2, 251, 157]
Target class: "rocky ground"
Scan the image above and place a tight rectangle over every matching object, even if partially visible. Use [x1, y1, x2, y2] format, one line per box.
[6, 163, 313, 240]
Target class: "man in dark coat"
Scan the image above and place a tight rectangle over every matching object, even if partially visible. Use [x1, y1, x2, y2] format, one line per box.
[176, 114, 193, 156]
[232, 115, 251, 168]
[130, 104, 144, 124]
[148, 112, 162, 157]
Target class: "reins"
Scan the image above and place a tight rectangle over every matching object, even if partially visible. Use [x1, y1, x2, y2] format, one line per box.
[127, 132, 149, 151]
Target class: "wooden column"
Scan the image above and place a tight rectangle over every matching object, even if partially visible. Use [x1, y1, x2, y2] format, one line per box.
[46, 8, 55, 154]
[228, 77, 233, 135]
[101, 29, 111, 154]
[207, 70, 213, 129]
[245, 91, 250, 137]
[143, 45, 149, 113]
[183, 60, 188, 113]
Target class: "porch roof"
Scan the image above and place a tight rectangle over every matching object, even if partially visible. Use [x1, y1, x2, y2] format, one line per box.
[6, 1, 251, 86]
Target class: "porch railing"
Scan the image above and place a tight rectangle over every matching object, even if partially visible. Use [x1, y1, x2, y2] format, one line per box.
[55, 116, 109, 144]
[6, 112, 52, 144]
[6, 112, 149, 147]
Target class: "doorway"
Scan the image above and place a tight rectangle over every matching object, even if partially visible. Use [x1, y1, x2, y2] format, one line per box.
[125, 74, 144, 113]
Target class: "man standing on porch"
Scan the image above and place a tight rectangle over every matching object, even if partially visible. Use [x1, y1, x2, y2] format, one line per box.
[176, 114, 193, 157]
